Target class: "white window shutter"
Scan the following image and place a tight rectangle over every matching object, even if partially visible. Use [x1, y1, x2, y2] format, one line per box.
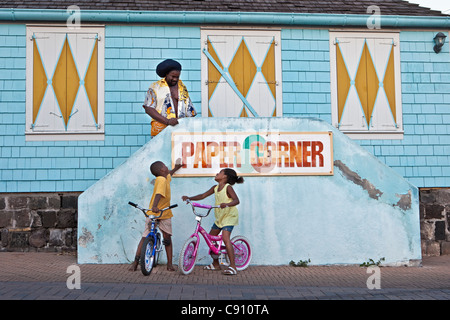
[26, 26, 104, 141]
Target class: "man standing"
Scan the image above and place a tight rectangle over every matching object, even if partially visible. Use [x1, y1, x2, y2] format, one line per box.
[143, 59, 197, 137]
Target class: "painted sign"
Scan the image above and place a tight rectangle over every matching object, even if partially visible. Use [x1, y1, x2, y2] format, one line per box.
[172, 131, 333, 176]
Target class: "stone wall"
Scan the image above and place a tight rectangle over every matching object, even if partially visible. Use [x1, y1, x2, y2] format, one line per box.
[1, 188, 449, 256]
[0, 193, 79, 252]
[420, 188, 450, 256]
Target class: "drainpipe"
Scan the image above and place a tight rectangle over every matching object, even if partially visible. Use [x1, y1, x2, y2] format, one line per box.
[0, 9, 449, 28]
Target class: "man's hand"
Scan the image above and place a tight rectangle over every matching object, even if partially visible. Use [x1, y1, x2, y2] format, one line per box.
[167, 118, 178, 126]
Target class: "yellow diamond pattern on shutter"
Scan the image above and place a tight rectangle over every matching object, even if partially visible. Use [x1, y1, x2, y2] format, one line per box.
[205, 32, 280, 118]
[207, 39, 223, 102]
[85, 40, 98, 123]
[384, 45, 396, 124]
[336, 37, 399, 130]
[336, 43, 350, 124]
[53, 37, 80, 127]
[65, 38, 80, 127]
[240, 106, 248, 117]
[261, 39, 276, 117]
[228, 39, 256, 99]
[355, 42, 379, 127]
[32, 40, 47, 124]
[261, 40, 276, 99]
[52, 37, 68, 125]
[31, 32, 101, 132]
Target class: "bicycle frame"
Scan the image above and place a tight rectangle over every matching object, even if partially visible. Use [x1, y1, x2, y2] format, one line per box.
[190, 220, 223, 256]
[128, 201, 177, 275]
[129, 201, 162, 242]
[179, 200, 252, 274]
[185, 200, 237, 258]
[146, 218, 162, 253]
[128, 202, 178, 244]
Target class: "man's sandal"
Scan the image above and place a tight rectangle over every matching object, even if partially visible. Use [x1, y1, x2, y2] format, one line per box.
[223, 266, 237, 275]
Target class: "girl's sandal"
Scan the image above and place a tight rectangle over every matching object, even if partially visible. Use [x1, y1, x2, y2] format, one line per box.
[223, 266, 237, 275]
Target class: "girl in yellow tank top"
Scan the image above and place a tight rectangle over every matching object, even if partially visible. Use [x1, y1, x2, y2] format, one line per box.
[213, 182, 239, 228]
[182, 168, 244, 275]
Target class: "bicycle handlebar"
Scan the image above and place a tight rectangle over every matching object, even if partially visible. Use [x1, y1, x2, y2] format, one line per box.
[185, 199, 218, 218]
[128, 201, 178, 218]
[192, 202, 212, 209]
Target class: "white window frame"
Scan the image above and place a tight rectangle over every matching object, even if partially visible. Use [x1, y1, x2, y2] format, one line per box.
[25, 25, 105, 141]
[329, 31, 403, 140]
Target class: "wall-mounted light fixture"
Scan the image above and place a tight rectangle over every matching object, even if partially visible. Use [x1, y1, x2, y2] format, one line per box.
[433, 32, 447, 53]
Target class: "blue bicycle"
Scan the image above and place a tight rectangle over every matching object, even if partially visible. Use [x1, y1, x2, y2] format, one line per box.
[128, 201, 177, 276]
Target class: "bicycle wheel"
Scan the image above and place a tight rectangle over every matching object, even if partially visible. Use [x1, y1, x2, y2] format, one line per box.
[178, 237, 197, 275]
[140, 236, 155, 276]
[228, 235, 252, 271]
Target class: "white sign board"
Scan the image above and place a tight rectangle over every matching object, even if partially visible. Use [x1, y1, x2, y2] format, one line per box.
[172, 131, 333, 176]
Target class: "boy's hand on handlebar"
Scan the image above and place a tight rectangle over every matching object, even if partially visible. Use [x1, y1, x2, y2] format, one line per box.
[151, 206, 159, 213]
[220, 203, 228, 209]
[182, 196, 190, 202]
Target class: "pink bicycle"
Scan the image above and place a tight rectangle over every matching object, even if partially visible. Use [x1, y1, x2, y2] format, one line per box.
[178, 200, 252, 275]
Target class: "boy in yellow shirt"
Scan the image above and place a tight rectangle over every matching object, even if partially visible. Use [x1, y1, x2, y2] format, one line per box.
[129, 160, 181, 272]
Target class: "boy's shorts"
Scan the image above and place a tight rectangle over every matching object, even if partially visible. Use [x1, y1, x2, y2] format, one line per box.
[143, 218, 172, 237]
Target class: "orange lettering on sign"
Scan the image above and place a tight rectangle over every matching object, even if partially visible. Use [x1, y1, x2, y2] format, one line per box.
[180, 138, 326, 171]
[220, 142, 241, 168]
[250, 141, 263, 168]
[277, 141, 289, 168]
[181, 142, 194, 168]
[311, 141, 324, 167]
[302, 141, 311, 167]
[205, 141, 218, 169]
[193, 142, 206, 169]
[264, 141, 276, 167]
[289, 141, 302, 167]
[230, 142, 242, 168]
[219, 142, 229, 168]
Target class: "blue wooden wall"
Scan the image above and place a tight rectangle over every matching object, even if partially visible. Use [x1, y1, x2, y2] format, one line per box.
[0, 24, 449, 192]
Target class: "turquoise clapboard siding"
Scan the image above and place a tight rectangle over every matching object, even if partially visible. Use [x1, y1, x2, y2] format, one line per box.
[358, 31, 450, 188]
[0, 24, 449, 192]
[0, 25, 202, 192]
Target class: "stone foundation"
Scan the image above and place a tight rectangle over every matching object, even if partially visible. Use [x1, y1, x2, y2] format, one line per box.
[1, 188, 449, 255]
[420, 188, 450, 256]
[0, 193, 79, 252]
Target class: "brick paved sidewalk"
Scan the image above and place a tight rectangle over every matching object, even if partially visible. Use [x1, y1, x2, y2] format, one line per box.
[0, 252, 449, 300]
